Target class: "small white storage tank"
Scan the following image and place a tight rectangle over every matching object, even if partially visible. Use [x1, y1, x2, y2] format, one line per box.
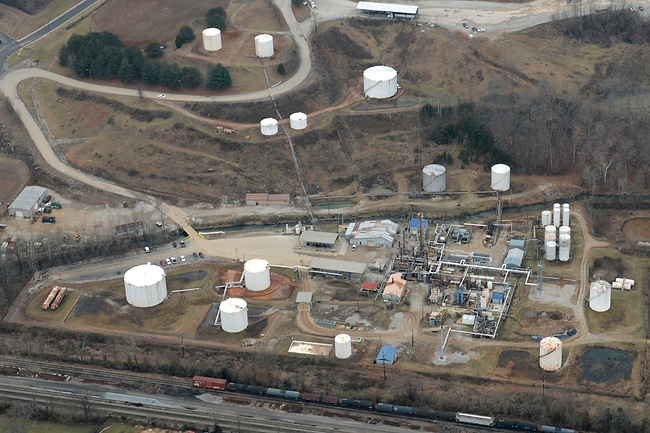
[335, 333, 352, 359]
[544, 225, 556, 243]
[559, 226, 570, 237]
[255, 34, 274, 57]
[490, 164, 510, 191]
[612, 281, 623, 290]
[558, 234, 570, 262]
[541, 210, 552, 226]
[260, 118, 278, 136]
[244, 259, 271, 291]
[553, 203, 561, 227]
[546, 241, 556, 261]
[124, 264, 167, 308]
[202, 28, 222, 51]
[290, 112, 307, 130]
[562, 203, 570, 227]
[590, 280, 611, 312]
[422, 164, 446, 192]
[539, 336, 562, 371]
[480, 295, 488, 309]
[220, 298, 248, 333]
[363, 66, 398, 99]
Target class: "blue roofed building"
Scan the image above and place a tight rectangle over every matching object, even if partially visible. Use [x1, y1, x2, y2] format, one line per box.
[409, 217, 428, 236]
[376, 345, 398, 365]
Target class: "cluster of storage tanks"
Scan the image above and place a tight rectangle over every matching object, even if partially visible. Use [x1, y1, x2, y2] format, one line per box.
[260, 112, 308, 135]
[42, 286, 68, 310]
[202, 30, 275, 58]
[542, 203, 571, 262]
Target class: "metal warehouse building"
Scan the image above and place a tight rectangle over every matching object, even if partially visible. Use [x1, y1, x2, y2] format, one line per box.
[8, 186, 48, 219]
[309, 257, 367, 281]
[345, 220, 398, 248]
[298, 231, 339, 248]
[356, 1, 419, 20]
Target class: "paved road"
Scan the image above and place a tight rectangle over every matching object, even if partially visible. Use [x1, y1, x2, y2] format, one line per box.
[0, 0, 104, 70]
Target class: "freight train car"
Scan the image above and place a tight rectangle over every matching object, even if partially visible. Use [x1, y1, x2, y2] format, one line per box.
[456, 412, 495, 426]
[192, 376, 227, 390]
[496, 420, 539, 431]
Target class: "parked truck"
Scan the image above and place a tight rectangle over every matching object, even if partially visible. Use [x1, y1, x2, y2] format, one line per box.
[42, 216, 56, 223]
[46, 202, 61, 209]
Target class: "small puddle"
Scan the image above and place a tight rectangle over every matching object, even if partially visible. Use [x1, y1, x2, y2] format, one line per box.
[167, 270, 208, 285]
[579, 347, 634, 384]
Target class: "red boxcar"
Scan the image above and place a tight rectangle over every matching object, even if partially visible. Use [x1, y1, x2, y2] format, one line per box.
[302, 392, 321, 402]
[322, 395, 339, 405]
[192, 376, 227, 390]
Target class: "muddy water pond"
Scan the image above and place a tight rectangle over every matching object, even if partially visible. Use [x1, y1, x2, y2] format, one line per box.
[579, 347, 634, 384]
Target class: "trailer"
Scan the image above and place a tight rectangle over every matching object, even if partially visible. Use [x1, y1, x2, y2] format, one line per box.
[456, 412, 495, 426]
[193, 376, 227, 390]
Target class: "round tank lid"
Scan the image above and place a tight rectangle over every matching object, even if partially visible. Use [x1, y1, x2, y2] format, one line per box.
[256, 34, 273, 42]
[335, 334, 351, 343]
[290, 112, 307, 120]
[491, 163, 510, 173]
[245, 259, 269, 272]
[203, 28, 221, 36]
[260, 118, 277, 126]
[540, 336, 562, 349]
[563, 203, 570, 208]
[364, 65, 397, 81]
[124, 264, 165, 286]
[423, 164, 445, 175]
[221, 298, 247, 313]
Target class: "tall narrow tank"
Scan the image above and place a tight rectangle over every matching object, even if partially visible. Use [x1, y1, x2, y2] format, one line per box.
[480, 295, 488, 309]
[539, 336, 562, 371]
[363, 66, 398, 99]
[124, 263, 167, 307]
[559, 226, 570, 237]
[558, 234, 570, 262]
[541, 210, 552, 226]
[335, 334, 352, 359]
[255, 34, 274, 57]
[589, 280, 611, 312]
[220, 298, 248, 333]
[422, 164, 446, 192]
[290, 112, 307, 130]
[562, 203, 570, 227]
[202, 28, 222, 51]
[544, 225, 556, 243]
[490, 164, 510, 191]
[546, 241, 556, 261]
[553, 203, 561, 227]
[244, 259, 271, 291]
[260, 118, 278, 136]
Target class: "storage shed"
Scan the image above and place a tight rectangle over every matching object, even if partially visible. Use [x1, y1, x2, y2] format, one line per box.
[298, 231, 339, 248]
[345, 219, 398, 248]
[409, 217, 428, 236]
[309, 257, 367, 281]
[8, 186, 48, 219]
[376, 345, 398, 365]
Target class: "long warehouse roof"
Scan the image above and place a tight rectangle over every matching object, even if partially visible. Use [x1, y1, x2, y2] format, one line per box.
[300, 231, 339, 244]
[9, 186, 46, 210]
[356, 1, 419, 14]
[310, 257, 367, 275]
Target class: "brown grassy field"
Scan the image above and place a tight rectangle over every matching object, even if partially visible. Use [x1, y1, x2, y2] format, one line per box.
[0, 153, 30, 207]
[89, 0, 230, 48]
[232, 0, 288, 32]
[0, 4, 26, 36]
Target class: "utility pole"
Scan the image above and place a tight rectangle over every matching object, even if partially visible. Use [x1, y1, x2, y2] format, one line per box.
[180, 330, 184, 357]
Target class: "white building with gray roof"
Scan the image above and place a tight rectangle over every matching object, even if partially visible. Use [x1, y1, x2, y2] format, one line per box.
[345, 220, 398, 248]
[8, 186, 48, 219]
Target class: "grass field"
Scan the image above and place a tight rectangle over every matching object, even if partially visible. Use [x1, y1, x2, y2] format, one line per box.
[233, 0, 288, 32]
[0, 4, 26, 36]
[0, 416, 95, 433]
[0, 153, 30, 208]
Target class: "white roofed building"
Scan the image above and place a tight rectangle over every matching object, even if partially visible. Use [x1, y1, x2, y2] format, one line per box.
[356, 2, 419, 19]
[8, 186, 48, 219]
[345, 220, 398, 248]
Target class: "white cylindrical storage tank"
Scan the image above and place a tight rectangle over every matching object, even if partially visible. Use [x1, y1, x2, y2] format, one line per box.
[255, 34, 274, 57]
[422, 164, 446, 192]
[541, 210, 552, 226]
[539, 336, 562, 371]
[559, 226, 570, 237]
[544, 225, 556, 243]
[260, 118, 278, 136]
[220, 298, 248, 333]
[202, 28, 222, 51]
[562, 203, 570, 227]
[335, 333, 352, 359]
[546, 241, 556, 261]
[490, 164, 510, 191]
[244, 259, 271, 291]
[363, 66, 398, 99]
[124, 264, 167, 308]
[480, 295, 488, 309]
[589, 280, 611, 312]
[624, 278, 635, 287]
[612, 281, 623, 290]
[553, 203, 561, 227]
[290, 112, 308, 130]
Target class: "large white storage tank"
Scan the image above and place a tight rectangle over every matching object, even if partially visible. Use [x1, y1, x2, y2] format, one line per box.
[544, 225, 556, 243]
[335, 333, 352, 359]
[290, 112, 307, 130]
[562, 203, 570, 227]
[553, 203, 561, 227]
[255, 34, 274, 57]
[220, 298, 248, 333]
[124, 264, 167, 308]
[589, 280, 611, 312]
[422, 164, 446, 192]
[363, 66, 398, 99]
[202, 28, 222, 51]
[558, 234, 571, 262]
[539, 336, 562, 371]
[545, 241, 556, 261]
[541, 210, 552, 227]
[491, 164, 510, 191]
[260, 118, 278, 136]
[244, 259, 271, 291]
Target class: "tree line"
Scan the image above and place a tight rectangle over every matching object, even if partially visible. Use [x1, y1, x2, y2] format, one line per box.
[58, 31, 232, 90]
